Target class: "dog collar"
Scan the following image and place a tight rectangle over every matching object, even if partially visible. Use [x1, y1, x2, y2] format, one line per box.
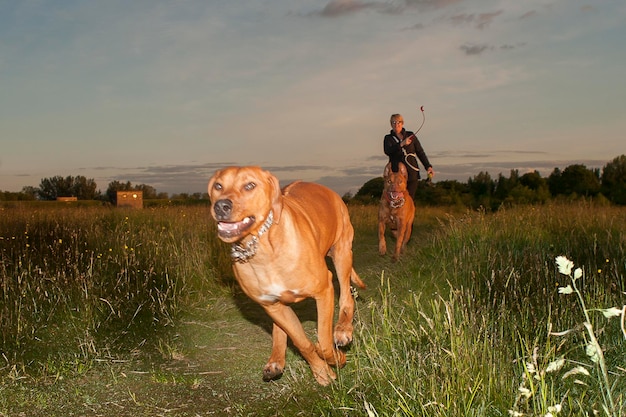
[231, 210, 274, 263]
[386, 192, 406, 209]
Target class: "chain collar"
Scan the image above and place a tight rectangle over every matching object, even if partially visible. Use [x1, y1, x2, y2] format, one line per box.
[390, 196, 405, 209]
[385, 192, 406, 209]
[231, 210, 274, 263]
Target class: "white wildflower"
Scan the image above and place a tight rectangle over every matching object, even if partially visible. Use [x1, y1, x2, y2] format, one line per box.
[545, 358, 565, 373]
[562, 366, 590, 380]
[548, 404, 562, 414]
[518, 386, 532, 398]
[508, 411, 524, 417]
[558, 285, 573, 295]
[600, 307, 623, 318]
[555, 256, 574, 275]
[573, 268, 582, 280]
[585, 341, 600, 363]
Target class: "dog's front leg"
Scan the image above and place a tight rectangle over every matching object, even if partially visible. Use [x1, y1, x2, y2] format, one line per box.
[263, 323, 287, 382]
[263, 303, 336, 386]
[315, 277, 346, 369]
[393, 221, 406, 261]
[378, 216, 387, 256]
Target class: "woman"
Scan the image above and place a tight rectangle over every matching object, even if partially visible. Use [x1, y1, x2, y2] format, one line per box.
[383, 113, 435, 199]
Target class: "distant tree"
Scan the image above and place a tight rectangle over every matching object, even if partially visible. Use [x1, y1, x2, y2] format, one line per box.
[21, 186, 39, 200]
[73, 176, 99, 200]
[547, 167, 563, 196]
[37, 175, 98, 200]
[468, 171, 495, 197]
[106, 181, 133, 204]
[467, 171, 496, 208]
[549, 164, 600, 197]
[427, 180, 470, 206]
[354, 177, 384, 202]
[134, 184, 158, 199]
[601, 155, 626, 205]
[495, 170, 519, 201]
[0, 187, 37, 201]
[38, 176, 69, 200]
[519, 170, 546, 191]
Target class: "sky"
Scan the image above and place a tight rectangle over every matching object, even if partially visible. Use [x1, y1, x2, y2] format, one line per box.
[1, 0, 625, 197]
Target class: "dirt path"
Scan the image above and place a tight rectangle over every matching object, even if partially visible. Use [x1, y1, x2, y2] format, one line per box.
[1, 222, 408, 416]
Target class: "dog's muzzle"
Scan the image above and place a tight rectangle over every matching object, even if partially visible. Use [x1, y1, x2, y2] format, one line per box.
[386, 192, 405, 209]
[213, 199, 233, 220]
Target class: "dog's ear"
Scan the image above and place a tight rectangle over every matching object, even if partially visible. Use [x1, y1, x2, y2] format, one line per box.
[383, 163, 392, 178]
[267, 171, 283, 224]
[207, 169, 221, 199]
[398, 162, 408, 179]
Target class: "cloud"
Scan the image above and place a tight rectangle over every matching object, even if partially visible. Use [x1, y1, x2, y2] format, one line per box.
[312, 0, 463, 18]
[519, 10, 538, 20]
[404, 0, 464, 11]
[312, 0, 382, 17]
[460, 43, 491, 55]
[448, 10, 503, 29]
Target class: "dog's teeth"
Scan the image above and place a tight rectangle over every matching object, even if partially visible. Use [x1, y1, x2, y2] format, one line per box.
[218, 222, 238, 232]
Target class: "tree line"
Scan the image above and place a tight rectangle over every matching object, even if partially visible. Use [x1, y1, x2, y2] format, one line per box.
[2, 155, 625, 208]
[352, 154, 626, 209]
[0, 177, 207, 203]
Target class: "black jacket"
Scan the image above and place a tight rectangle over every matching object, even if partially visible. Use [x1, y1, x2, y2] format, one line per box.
[383, 128, 432, 181]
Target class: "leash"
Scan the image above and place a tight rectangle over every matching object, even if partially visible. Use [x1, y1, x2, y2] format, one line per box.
[400, 106, 426, 172]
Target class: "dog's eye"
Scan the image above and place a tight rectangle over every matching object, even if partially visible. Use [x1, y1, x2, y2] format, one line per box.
[244, 182, 256, 191]
[213, 183, 223, 191]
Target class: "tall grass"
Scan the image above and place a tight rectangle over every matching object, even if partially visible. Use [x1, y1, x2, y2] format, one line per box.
[0, 204, 230, 370]
[323, 202, 626, 416]
[1, 201, 625, 416]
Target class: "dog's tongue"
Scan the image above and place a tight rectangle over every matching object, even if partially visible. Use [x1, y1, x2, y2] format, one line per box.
[217, 217, 253, 237]
[389, 192, 403, 200]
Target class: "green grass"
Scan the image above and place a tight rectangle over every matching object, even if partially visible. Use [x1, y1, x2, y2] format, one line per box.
[1, 201, 625, 416]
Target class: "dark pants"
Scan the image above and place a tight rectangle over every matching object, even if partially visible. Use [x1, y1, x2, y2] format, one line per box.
[407, 179, 418, 200]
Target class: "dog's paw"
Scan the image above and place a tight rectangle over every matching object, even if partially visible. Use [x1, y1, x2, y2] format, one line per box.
[333, 324, 354, 348]
[262, 362, 284, 382]
[312, 365, 337, 386]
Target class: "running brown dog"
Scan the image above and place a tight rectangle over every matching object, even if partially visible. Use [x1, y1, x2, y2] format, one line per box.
[208, 166, 365, 386]
[378, 162, 416, 261]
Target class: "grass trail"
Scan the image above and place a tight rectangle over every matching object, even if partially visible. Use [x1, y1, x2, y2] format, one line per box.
[1, 202, 625, 416]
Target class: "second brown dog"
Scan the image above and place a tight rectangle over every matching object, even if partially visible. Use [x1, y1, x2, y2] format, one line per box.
[378, 162, 416, 261]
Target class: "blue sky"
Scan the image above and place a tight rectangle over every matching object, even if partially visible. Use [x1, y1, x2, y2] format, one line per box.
[1, 0, 624, 196]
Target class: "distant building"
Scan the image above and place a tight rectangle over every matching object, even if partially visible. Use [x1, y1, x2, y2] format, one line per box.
[116, 191, 143, 209]
[56, 196, 78, 202]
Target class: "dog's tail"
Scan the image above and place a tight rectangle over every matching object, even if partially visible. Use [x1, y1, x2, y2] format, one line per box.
[351, 268, 366, 289]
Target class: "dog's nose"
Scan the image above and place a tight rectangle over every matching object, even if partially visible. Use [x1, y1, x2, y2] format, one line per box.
[214, 199, 233, 218]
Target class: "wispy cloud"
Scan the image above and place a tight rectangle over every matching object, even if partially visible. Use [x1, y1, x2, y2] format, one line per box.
[312, 0, 464, 18]
[448, 10, 503, 29]
[460, 43, 491, 55]
[317, 0, 381, 17]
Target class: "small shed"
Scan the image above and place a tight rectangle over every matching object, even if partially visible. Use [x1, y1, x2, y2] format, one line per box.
[56, 196, 78, 202]
[116, 191, 143, 209]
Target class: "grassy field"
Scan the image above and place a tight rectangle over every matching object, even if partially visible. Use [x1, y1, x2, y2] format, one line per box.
[0, 201, 625, 416]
